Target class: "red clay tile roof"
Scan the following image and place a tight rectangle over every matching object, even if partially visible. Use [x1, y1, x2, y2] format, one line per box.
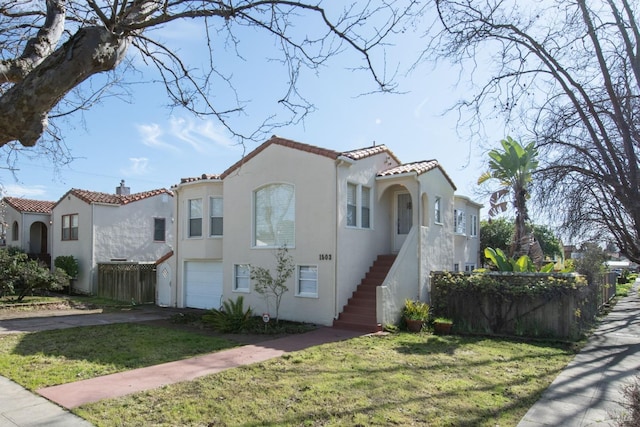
[55, 188, 173, 208]
[220, 135, 341, 179]
[3, 197, 54, 214]
[342, 145, 401, 164]
[378, 160, 457, 190]
[176, 174, 221, 185]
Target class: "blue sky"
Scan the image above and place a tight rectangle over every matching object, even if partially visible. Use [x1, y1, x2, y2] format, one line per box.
[1, 7, 509, 209]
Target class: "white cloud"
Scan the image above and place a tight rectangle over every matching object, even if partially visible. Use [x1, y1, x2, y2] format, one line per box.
[2, 184, 47, 198]
[136, 123, 179, 152]
[168, 116, 235, 152]
[120, 158, 151, 176]
[414, 96, 430, 119]
[136, 116, 235, 154]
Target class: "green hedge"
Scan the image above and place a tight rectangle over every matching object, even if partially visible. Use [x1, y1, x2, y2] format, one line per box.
[430, 271, 594, 339]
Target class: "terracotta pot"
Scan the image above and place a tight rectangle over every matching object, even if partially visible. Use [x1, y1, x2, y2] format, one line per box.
[434, 321, 453, 335]
[405, 318, 424, 332]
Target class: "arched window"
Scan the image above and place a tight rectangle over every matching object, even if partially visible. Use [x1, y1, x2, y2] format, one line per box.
[253, 183, 295, 247]
[11, 221, 18, 241]
[421, 193, 429, 226]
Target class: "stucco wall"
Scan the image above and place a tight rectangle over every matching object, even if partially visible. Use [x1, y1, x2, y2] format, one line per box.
[453, 196, 482, 271]
[51, 195, 93, 293]
[172, 180, 223, 307]
[335, 153, 398, 316]
[222, 143, 338, 326]
[1, 206, 50, 254]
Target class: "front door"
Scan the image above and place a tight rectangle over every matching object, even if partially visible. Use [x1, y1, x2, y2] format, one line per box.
[394, 191, 413, 252]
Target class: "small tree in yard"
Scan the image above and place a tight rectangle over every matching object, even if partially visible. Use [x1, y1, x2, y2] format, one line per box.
[251, 247, 295, 323]
[0, 249, 67, 301]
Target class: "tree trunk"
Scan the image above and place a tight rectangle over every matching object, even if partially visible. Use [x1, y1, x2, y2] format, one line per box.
[0, 26, 129, 147]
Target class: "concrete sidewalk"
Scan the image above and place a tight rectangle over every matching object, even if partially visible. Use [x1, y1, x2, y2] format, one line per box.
[518, 281, 640, 426]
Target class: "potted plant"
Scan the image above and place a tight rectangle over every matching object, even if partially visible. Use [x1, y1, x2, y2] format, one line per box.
[433, 317, 453, 335]
[402, 299, 430, 332]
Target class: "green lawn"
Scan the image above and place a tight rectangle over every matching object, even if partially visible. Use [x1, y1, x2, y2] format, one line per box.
[0, 323, 239, 389]
[75, 333, 577, 427]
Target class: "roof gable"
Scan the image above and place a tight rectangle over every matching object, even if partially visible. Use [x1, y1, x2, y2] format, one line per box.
[378, 160, 457, 190]
[3, 197, 54, 214]
[54, 188, 173, 209]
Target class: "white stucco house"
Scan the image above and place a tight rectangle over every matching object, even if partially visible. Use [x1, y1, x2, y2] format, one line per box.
[0, 197, 55, 265]
[166, 136, 482, 331]
[453, 195, 483, 272]
[51, 181, 174, 294]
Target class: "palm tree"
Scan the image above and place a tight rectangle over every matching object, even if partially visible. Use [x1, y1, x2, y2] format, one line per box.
[478, 136, 539, 258]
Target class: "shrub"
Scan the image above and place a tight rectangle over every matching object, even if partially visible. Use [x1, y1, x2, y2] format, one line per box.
[202, 296, 253, 333]
[0, 249, 66, 301]
[54, 255, 79, 278]
[617, 376, 640, 427]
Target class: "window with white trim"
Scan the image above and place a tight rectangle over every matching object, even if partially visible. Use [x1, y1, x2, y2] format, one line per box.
[254, 183, 295, 247]
[188, 199, 203, 238]
[454, 209, 466, 234]
[469, 214, 478, 237]
[434, 197, 442, 224]
[453, 263, 460, 272]
[465, 263, 476, 272]
[297, 265, 318, 297]
[209, 197, 223, 237]
[346, 183, 372, 229]
[234, 264, 250, 292]
[11, 221, 18, 241]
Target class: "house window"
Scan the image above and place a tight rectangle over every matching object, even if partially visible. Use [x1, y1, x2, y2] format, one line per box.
[154, 218, 166, 242]
[254, 183, 295, 247]
[234, 264, 250, 292]
[454, 209, 466, 234]
[346, 183, 372, 229]
[210, 197, 223, 237]
[465, 263, 476, 272]
[453, 263, 460, 272]
[434, 197, 442, 224]
[62, 214, 78, 241]
[188, 199, 202, 238]
[361, 186, 371, 229]
[347, 183, 357, 227]
[11, 221, 18, 241]
[297, 265, 318, 297]
[469, 214, 478, 237]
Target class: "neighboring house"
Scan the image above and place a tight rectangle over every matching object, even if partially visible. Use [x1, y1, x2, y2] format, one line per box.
[0, 197, 55, 265]
[168, 136, 482, 331]
[51, 181, 174, 294]
[453, 195, 483, 272]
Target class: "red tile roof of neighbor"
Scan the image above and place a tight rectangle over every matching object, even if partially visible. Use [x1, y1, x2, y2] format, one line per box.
[3, 197, 55, 214]
[55, 188, 173, 208]
[180, 135, 404, 183]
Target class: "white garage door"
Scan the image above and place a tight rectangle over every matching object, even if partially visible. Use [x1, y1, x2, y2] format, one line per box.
[184, 261, 223, 309]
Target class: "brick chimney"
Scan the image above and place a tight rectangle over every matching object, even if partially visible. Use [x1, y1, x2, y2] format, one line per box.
[116, 179, 130, 196]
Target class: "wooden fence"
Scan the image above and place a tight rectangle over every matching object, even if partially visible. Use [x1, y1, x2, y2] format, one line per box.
[430, 271, 597, 340]
[97, 262, 156, 304]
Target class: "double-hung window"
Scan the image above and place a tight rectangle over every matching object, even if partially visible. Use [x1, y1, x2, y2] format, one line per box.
[346, 183, 371, 229]
[210, 197, 223, 237]
[188, 199, 202, 238]
[454, 209, 466, 234]
[62, 214, 78, 241]
[469, 214, 478, 237]
[234, 264, 250, 292]
[254, 183, 295, 247]
[154, 218, 166, 242]
[297, 265, 318, 297]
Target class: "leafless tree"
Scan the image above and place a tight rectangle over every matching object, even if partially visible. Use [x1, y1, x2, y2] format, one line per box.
[0, 1, 417, 151]
[423, 0, 640, 263]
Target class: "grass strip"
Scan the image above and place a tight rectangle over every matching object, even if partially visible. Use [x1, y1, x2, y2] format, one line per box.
[76, 333, 576, 426]
[0, 323, 238, 389]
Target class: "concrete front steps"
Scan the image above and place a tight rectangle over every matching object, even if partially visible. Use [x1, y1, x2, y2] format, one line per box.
[333, 254, 396, 332]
